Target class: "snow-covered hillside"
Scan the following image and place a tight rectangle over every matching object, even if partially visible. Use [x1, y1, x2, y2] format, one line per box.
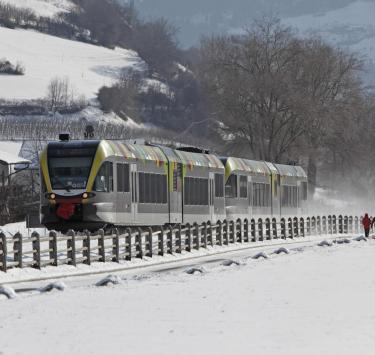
[0, 27, 145, 100]
[284, 0, 375, 84]
[0, 0, 75, 18]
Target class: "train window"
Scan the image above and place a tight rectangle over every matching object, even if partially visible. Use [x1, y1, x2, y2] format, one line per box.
[214, 174, 224, 198]
[117, 164, 123, 192]
[281, 185, 299, 207]
[116, 164, 130, 193]
[94, 162, 113, 192]
[239, 176, 248, 198]
[184, 177, 209, 205]
[225, 175, 237, 198]
[138, 173, 167, 204]
[252, 183, 270, 207]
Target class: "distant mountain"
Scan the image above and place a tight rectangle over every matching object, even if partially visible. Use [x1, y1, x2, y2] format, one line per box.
[124, 0, 375, 85]
[123, 0, 357, 47]
[284, 1, 375, 85]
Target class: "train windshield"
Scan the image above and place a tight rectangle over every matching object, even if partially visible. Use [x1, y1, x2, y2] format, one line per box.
[49, 157, 93, 190]
[47, 142, 98, 191]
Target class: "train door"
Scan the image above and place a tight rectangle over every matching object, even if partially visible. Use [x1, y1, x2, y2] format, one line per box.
[130, 163, 138, 223]
[209, 172, 215, 221]
[271, 173, 281, 216]
[115, 163, 124, 223]
[248, 176, 253, 217]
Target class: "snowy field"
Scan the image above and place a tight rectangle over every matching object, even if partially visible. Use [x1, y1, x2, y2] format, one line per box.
[0, 0, 75, 18]
[0, 27, 145, 100]
[1, 237, 375, 354]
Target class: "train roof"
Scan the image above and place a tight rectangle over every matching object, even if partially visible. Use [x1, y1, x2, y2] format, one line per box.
[274, 163, 307, 178]
[225, 157, 271, 177]
[100, 141, 223, 169]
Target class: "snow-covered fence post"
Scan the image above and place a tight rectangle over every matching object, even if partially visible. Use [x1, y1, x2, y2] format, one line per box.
[299, 218, 305, 238]
[317, 216, 321, 235]
[185, 223, 191, 252]
[287, 218, 293, 239]
[231, 220, 236, 243]
[136, 228, 143, 258]
[272, 218, 277, 239]
[281, 218, 286, 239]
[83, 230, 91, 265]
[125, 228, 132, 261]
[192, 223, 199, 250]
[244, 219, 249, 242]
[311, 217, 316, 235]
[344, 216, 348, 234]
[49, 231, 58, 266]
[167, 226, 173, 254]
[217, 220, 223, 246]
[354, 216, 359, 233]
[207, 222, 212, 246]
[13, 232, 22, 268]
[158, 227, 165, 256]
[294, 217, 299, 237]
[265, 218, 271, 240]
[328, 216, 332, 235]
[306, 217, 311, 236]
[98, 229, 105, 262]
[67, 230, 76, 266]
[112, 228, 119, 262]
[338, 215, 343, 234]
[224, 220, 229, 245]
[0, 232, 7, 272]
[146, 227, 153, 257]
[333, 215, 337, 234]
[202, 222, 208, 248]
[32, 231, 41, 269]
[349, 216, 353, 234]
[322, 216, 327, 234]
[258, 218, 264, 241]
[251, 219, 256, 242]
[238, 219, 243, 243]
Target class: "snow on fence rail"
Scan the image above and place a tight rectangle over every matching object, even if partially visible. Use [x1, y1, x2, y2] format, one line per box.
[0, 215, 360, 272]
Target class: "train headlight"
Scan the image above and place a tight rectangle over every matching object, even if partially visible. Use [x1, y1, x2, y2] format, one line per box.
[82, 192, 95, 199]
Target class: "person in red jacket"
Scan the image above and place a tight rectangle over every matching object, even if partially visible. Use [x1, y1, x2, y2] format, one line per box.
[362, 213, 372, 238]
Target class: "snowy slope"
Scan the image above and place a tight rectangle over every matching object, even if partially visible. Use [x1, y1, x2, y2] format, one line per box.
[0, 0, 75, 18]
[0, 27, 146, 100]
[284, 1, 375, 83]
[1, 238, 375, 354]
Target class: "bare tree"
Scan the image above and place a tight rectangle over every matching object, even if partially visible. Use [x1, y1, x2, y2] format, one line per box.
[198, 17, 363, 167]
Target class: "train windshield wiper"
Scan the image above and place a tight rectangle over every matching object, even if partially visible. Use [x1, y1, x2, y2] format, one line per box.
[52, 176, 72, 192]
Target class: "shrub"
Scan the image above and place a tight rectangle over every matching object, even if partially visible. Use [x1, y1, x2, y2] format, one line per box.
[0, 59, 25, 75]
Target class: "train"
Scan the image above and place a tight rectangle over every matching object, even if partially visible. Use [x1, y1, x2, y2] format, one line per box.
[39, 136, 308, 232]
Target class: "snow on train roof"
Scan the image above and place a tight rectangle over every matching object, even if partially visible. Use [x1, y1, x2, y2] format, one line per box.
[105, 141, 223, 168]
[274, 164, 307, 178]
[225, 157, 270, 176]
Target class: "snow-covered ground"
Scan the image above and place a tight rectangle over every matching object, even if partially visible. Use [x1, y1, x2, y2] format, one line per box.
[1, 237, 374, 354]
[0, 27, 145, 100]
[0, 0, 75, 18]
[0, 221, 45, 237]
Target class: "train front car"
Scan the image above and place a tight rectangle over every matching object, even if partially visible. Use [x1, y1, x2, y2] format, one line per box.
[40, 139, 114, 232]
